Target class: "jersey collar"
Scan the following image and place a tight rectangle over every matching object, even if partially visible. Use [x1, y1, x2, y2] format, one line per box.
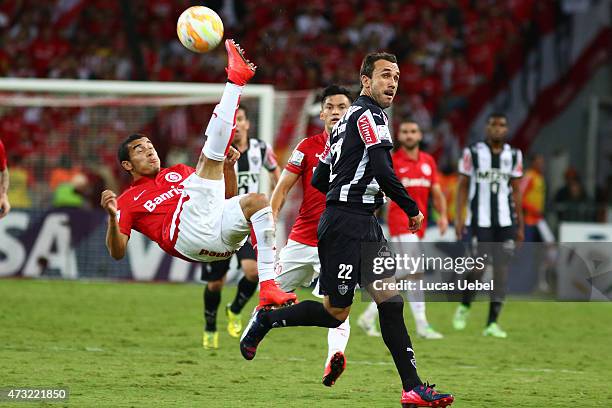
[131, 171, 160, 186]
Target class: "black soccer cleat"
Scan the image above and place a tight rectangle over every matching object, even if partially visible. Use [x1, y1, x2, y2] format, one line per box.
[239, 308, 271, 360]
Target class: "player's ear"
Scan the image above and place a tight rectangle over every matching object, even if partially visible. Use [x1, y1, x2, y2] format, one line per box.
[360, 74, 371, 91]
[121, 160, 133, 172]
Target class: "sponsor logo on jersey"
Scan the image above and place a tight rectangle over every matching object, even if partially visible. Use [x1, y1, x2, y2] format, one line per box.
[288, 149, 305, 166]
[401, 177, 432, 188]
[198, 248, 236, 258]
[358, 114, 379, 146]
[165, 172, 182, 183]
[476, 169, 511, 183]
[143, 186, 183, 212]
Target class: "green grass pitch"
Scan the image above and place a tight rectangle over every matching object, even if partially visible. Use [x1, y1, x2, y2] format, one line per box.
[1, 279, 611, 407]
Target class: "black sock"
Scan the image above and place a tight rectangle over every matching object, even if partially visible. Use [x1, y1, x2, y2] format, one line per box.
[378, 295, 422, 391]
[230, 277, 258, 314]
[487, 301, 503, 325]
[262, 300, 343, 328]
[204, 286, 221, 332]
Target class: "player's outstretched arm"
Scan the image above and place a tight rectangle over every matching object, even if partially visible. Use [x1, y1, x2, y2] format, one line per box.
[311, 161, 331, 194]
[368, 147, 423, 231]
[270, 170, 300, 222]
[100, 190, 129, 260]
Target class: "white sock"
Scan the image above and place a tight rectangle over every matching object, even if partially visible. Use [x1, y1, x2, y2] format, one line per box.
[203, 82, 243, 161]
[326, 316, 350, 367]
[361, 301, 378, 322]
[407, 286, 428, 329]
[250, 206, 276, 282]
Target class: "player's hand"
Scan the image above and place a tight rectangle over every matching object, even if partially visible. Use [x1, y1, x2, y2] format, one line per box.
[455, 220, 466, 241]
[100, 190, 118, 218]
[0, 193, 10, 218]
[437, 215, 449, 235]
[408, 211, 424, 233]
[225, 147, 240, 167]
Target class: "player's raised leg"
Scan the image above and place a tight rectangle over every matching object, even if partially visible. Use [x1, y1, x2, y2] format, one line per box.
[197, 39, 295, 308]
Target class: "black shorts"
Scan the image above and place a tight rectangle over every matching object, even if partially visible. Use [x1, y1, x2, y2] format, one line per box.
[467, 226, 516, 264]
[200, 240, 256, 281]
[317, 205, 393, 308]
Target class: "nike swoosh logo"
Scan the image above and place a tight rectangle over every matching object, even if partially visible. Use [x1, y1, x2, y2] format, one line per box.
[134, 190, 146, 201]
[399, 167, 409, 173]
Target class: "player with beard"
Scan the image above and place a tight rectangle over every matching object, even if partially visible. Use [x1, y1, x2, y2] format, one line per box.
[240, 53, 454, 407]
[271, 85, 353, 387]
[358, 119, 448, 340]
[100, 40, 296, 310]
[201, 104, 280, 349]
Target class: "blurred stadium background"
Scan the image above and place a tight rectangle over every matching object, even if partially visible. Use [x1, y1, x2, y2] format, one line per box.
[1, 0, 611, 290]
[1, 2, 612, 407]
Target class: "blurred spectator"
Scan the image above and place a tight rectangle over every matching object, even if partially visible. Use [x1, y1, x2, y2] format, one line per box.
[554, 168, 596, 222]
[6, 155, 33, 209]
[52, 173, 87, 208]
[521, 153, 547, 241]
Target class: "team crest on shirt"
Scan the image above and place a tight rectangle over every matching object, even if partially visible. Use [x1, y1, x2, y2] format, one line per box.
[421, 163, 432, 176]
[165, 172, 182, 183]
[250, 155, 260, 167]
[338, 284, 349, 295]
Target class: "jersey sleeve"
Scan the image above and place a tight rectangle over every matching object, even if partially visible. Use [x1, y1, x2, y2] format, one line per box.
[116, 200, 133, 237]
[285, 139, 307, 175]
[262, 142, 278, 171]
[458, 147, 473, 176]
[356, 109, 393, 151]
[0, 140, 7, 171]
[511, 149, 523, 178]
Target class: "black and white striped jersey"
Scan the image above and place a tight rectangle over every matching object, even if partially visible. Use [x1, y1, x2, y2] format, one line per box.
[235, 138, 277, 195]
[324, 95, 394, 210]
[458, 141, 523, 228]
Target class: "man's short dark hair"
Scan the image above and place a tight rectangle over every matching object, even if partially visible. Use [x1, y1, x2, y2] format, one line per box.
[399, 118, 419, 127]
[360, 52, 398, 79]
[237, 104, 249, 120]
[488, 112, 508, 122]
[320, 85, 353, 107]
[118, 133, 147, 163]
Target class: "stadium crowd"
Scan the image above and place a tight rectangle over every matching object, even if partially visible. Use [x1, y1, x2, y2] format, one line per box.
[1, 0, 608, 226]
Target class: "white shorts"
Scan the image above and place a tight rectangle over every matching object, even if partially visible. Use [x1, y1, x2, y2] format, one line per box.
[173, 174, 250, 262]
[391, 233, 423, 278]
[276, 239, 320, 292]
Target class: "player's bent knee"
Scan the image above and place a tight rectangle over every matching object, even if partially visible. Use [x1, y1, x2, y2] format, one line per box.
[324, 304, 350, 323]
[240, 193, 270, 219]
[207, 279, 224, 292]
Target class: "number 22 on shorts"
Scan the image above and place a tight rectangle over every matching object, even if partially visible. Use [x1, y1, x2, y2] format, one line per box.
[337, 263, 353, 280]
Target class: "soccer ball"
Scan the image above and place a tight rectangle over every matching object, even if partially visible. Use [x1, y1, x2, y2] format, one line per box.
[176, 6, 224, 53]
